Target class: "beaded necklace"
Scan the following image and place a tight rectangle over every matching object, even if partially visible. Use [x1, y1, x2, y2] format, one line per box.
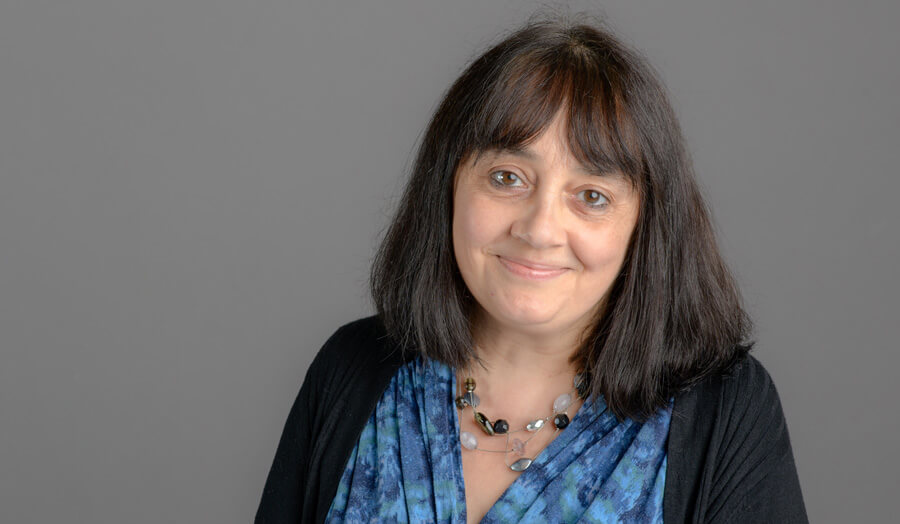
[455, 372, 588, 472]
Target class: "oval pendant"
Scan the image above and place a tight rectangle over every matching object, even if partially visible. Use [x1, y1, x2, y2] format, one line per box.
[526, 419, 545, 432]
[474, 411, 494, 435]
[553, 393, 573, 413]
[509, 458, 533, 472]
[460, 431, 478, 450]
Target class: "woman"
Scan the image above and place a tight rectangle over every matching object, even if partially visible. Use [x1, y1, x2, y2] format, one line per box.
[256, 17, 807, 523]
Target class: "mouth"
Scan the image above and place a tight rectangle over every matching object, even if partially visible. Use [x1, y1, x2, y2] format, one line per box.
[496, 255, 570, 280]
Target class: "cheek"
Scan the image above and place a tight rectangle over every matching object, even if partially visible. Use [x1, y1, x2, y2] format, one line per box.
[574, 198, 640, 274]
[570, 225, 634, 275]
[453, 192, 507, 255]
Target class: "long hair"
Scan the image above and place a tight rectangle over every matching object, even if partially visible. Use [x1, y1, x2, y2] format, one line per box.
[370, 16, 752, 420]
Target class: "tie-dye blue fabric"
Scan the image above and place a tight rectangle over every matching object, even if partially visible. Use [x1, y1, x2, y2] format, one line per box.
[325, 356, 671, 523]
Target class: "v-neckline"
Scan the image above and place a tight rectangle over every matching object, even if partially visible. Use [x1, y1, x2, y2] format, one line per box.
[446, 365, 602, 523]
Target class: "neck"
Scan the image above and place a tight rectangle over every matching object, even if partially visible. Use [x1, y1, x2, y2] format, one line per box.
[468, 308, 591, 375]
[457, 309, 589, 424]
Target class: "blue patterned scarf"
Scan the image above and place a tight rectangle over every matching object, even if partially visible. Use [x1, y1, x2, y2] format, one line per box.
[326, 356, 671, 523]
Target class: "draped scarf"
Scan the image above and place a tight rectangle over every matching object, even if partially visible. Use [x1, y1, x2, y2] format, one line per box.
[326, 357, 671, 523]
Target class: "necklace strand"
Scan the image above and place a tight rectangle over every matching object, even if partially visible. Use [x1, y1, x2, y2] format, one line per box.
[455, 372, 586, 472]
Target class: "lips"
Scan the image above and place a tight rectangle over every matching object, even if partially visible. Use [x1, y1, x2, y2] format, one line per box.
[496, 255, 570, 280]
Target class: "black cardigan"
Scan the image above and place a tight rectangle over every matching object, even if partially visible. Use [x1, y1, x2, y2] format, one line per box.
[256, 316, 807, 523]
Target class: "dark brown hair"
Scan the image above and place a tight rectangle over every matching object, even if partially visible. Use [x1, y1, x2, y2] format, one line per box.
[370, 16, 752, 420]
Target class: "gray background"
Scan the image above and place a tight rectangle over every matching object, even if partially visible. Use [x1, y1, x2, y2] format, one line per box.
[1, 0, 896, 522]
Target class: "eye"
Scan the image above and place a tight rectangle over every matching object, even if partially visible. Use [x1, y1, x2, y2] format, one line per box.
[577, 189, 609, 209]
[489, 170, 524, 188]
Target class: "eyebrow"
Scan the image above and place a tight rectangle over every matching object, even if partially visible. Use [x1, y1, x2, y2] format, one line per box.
[478, 147, 626, 180]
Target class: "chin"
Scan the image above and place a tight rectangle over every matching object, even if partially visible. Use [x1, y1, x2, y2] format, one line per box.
[488, 295, 563, 329]
[503, 311, 557, 328]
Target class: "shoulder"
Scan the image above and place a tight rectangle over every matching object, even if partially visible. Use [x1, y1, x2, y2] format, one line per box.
[697, 353, 795, 460]
[713, 353, 784, 418]
[255, 316, 407, 524]
[316, 314, 390, 359]
[722, 353, 780, 399]
[672, 353, 784, 426]
[669, 353, 792, 467]
[302, 315, 410, 417]
[703, 353, 796, 452]
[305, 315, 405, 380]
[666, 352, 807, 523]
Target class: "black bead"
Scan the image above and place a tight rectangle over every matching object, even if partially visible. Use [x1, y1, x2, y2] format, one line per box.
[493, 419, 509, 434]
[455, 396, 467, 410]
[553, 413, 570, 430]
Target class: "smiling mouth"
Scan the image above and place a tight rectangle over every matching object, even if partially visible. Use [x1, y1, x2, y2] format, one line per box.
[496, 256, 569, 280]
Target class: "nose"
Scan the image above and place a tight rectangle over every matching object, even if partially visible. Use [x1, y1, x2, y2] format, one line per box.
[509, 192, 566, 249]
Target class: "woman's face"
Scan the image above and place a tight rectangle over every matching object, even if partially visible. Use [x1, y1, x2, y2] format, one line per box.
[452, 116, 641, 339]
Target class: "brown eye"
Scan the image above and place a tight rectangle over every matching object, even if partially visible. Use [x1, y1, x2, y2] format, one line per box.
[489, 171, 524, 187]
[578, 189, 609, 209]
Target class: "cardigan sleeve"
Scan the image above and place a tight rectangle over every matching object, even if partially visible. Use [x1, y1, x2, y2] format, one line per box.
[714, 356, 807, 523]
[254, 326, 337, 524]
[688, 355, 808, 523]
[255, 316, 407, 524]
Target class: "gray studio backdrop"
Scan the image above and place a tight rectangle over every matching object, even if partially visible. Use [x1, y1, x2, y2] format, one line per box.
[1, 1, 897, 522]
